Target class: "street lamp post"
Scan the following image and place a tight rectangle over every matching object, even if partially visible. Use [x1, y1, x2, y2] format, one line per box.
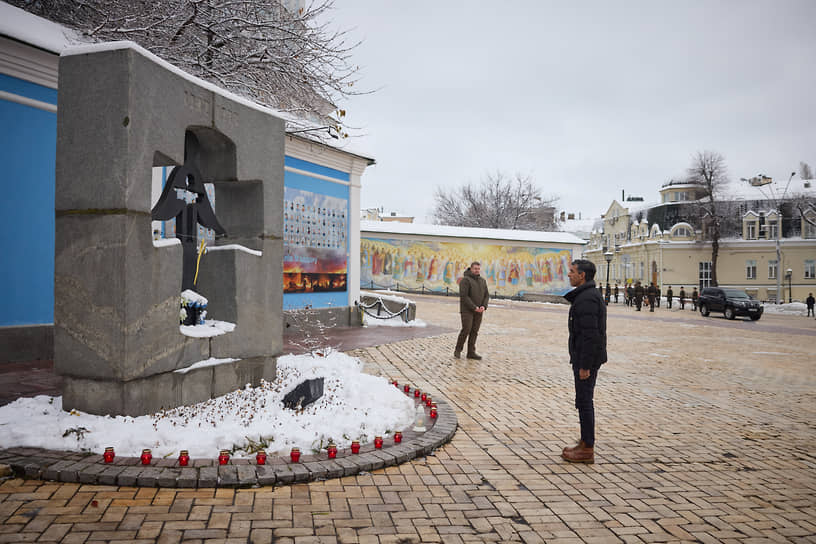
[740, 171, 796, 304]
[604, 251, 613, 304]
[786, 268, 793, 303]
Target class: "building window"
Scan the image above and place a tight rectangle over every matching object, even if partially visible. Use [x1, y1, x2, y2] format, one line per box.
[699, 261, 712, 289]
[806, 260, 816, 279]
[746, 260, 757, 280]
[804, 219, 816, 239]
[768, 259, 777, 280]
[746, 222, 757, 239]
[640, 262, 644, 279]
[673, 227, 690, 237]
[767, 220, 778, 239]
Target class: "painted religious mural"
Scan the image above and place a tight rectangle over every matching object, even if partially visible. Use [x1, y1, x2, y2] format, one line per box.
[361, 237, 573, 297]
[283, 187, 348, 293]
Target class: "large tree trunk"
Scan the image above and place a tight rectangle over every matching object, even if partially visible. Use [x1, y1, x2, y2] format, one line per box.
[711, 236, 719, 287]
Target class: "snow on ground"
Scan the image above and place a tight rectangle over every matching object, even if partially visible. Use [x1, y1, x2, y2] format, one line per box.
[180, 320, 235, 338]
[762, 302, 809, 316]
[0, 351, 415, 459]
[360, 291, 427, 327]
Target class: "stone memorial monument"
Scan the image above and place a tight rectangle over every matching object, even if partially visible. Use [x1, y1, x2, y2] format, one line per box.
[54, 42, 284, 416]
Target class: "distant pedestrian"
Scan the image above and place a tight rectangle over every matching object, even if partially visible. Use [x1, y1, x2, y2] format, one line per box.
[562, 259, 607, 464]
[605, 283, 611, 305]
[679, 287, 686, 310]
[614, 283, 619, 304]
[647, 282, 657, 312]
[627, 283, 634, 307]
[656, 285, 661, 308]
[666, 286, 674, 309]
[455, 261, 488, 359]
[806, 293, 815, 317]
[634, 281, 644, 311]
[691, 287, 699, 311]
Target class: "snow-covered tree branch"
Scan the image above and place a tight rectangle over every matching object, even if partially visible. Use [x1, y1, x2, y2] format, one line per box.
[9, 0, 364, 136]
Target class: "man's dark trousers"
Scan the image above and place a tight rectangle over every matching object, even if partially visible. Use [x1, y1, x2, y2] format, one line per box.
[573, 366, 599, 447]
[456, 311, 483, 355]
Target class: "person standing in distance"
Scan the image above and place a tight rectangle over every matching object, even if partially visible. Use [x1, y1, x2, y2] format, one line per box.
[562, 259, 607, 464]
[454, 261, 488, 360]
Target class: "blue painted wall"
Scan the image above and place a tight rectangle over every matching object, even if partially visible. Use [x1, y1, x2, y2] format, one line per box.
[0, 74, 57, 326]
[283, 156, 350, 311]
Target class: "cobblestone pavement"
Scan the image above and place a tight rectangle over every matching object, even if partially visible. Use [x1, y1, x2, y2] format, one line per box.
[1, 296, 814, 543]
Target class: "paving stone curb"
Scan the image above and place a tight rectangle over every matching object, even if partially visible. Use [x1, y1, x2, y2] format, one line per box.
[0, 395, 456, 488]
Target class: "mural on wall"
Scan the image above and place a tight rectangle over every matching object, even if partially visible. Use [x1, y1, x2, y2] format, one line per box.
[283, 187, 348, 293]
[361, 237, 573, 297]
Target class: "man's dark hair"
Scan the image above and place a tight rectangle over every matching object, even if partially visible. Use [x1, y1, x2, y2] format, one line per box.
[571, 259, 596, 281]
[470, 261, 481, 267]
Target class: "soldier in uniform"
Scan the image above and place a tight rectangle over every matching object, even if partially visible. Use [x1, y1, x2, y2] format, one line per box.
[679, 286, 686, 310]
[634, 281, 645, 311]
[666, 286, 673, 309]
[647, 282, 657, 312]
[691, 287, 699, 311]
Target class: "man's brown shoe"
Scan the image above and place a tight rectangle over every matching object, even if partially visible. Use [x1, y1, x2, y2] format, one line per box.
[561, 443, 594, 464]
[562, 440, 585, 455]
[466, 353, 482, 360]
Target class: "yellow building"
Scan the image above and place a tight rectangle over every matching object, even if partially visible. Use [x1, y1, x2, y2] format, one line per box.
[583, 181, 816, 303]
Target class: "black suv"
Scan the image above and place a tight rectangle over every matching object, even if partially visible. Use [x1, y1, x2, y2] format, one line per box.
[698, 287, 763, 321]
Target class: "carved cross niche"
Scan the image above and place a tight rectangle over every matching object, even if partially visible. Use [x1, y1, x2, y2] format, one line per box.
[151, 131, 227, 291]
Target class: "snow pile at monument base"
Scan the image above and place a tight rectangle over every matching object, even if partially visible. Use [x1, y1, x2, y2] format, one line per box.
[0, 351, 415, 459]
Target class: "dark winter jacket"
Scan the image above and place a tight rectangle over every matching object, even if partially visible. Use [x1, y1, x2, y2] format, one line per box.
[459, 268, 489, 313]
[807, 295, 815, 308]
[634, 284, 645, 301]
[565, 280, 608, 371]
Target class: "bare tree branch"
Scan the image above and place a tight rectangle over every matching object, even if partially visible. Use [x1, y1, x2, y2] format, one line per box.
[432, 172, 559, 230]
[9, 0, 366, 137]
[687, 150, 730, 286]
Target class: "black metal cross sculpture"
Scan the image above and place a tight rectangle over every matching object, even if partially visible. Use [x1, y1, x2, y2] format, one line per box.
[151, 132, 226, 291]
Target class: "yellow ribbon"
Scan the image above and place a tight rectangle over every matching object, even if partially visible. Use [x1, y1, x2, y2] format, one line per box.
[194, 239, 206, 285]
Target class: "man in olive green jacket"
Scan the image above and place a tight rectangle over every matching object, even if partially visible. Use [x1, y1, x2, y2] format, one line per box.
[455, 262, 489, 359]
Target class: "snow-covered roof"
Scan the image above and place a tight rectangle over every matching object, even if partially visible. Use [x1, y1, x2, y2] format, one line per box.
[0, 2, 83, 52]
[360, 220, 586, 245]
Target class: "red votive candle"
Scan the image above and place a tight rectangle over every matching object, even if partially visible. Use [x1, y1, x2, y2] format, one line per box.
[421, 392, 427, 401]
[394, 432, 403, 444]
[350, 441, 360, 454]
[426, 396, 432, 407]
[140, 449, 152, 465]
[218, 450, 230, 465]
[374, 436, 383, 449]
[327, 443, 337, 459]
[255, 450, 267, 465]
[103, 447, 115, 463]
[414, 389, 421, 398]
[404, 384, 410, 393]
[290, 447, 301, 463]
[430, 407, 438, 419]
[178, 450, 190, 466]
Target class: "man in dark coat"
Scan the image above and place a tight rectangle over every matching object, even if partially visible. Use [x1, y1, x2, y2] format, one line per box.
[634, 281, 644, 311]
[806, 293, 815, 317]
[679, 287, 686, 310]
[455, 262, 489, 359]
[614, 283, 619, 304]
[647, 282, 658, 312]
[562, 259, 607, 464]
[666, 286, 674, 309]
[691, 287, 699, 311]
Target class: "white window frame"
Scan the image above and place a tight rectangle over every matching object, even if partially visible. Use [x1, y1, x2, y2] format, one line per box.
[747, 222, 757, 239]
[767, 220, 778, 240]
[746, 260, 757, 280]
[768, 259, 777, 280]
[699, 261, 712, 289]
[806, 260, 816, 279]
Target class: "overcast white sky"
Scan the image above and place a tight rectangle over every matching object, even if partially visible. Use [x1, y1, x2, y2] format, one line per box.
[324, 1, 816, 224]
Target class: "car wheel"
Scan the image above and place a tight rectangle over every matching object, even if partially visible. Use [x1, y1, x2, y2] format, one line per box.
[750, 315, 761, 321]
[724, 307, 736, 320]
[700, 304, 710, 316]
